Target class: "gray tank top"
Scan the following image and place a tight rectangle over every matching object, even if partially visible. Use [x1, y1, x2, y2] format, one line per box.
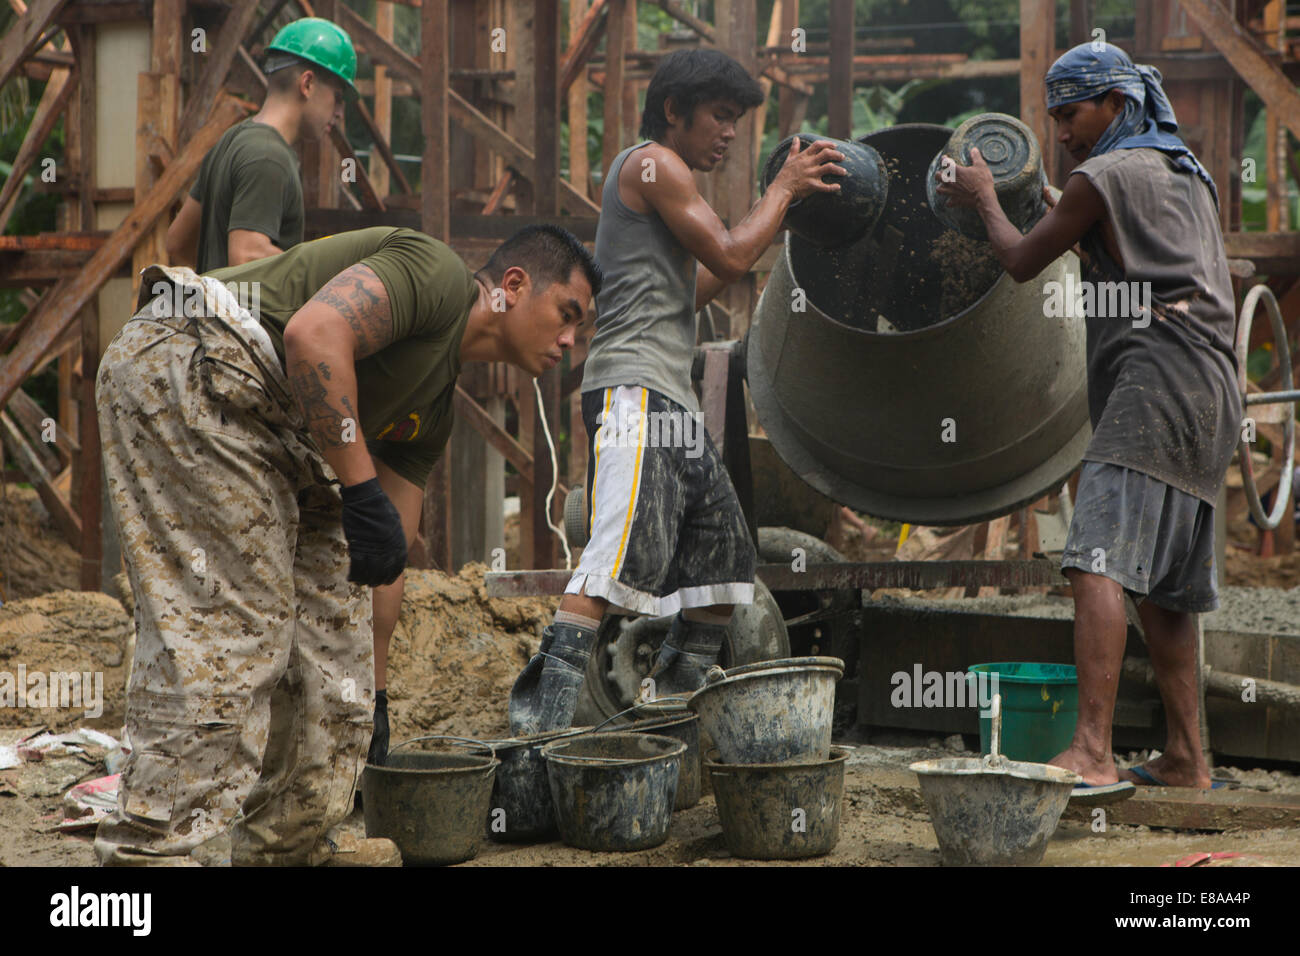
[1072, 148, 1242, 504]
[581, 142, 700, 413]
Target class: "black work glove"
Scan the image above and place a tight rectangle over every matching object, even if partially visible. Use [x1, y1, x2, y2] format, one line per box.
[367, 689, 390, 767]
[340, 478, 407, 587]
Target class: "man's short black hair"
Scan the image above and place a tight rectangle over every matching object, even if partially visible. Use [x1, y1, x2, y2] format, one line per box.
[476, 224, 603, 299]
[640, 48, 764, 141]
[265, 55, 311, 95]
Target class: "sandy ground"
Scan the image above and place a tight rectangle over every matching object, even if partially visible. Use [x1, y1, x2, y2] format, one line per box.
[2, 492, 1299, 867]
[14, 737, 1300, 868]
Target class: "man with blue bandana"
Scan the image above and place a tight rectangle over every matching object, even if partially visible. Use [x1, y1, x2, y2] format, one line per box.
[937, 42, 1241, 801]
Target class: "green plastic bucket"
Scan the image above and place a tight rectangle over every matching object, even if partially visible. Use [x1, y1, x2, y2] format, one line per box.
[966, 663, 1077, 764]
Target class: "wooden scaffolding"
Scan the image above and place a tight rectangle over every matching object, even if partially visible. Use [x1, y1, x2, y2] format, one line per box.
[1, 0, 1298, 593]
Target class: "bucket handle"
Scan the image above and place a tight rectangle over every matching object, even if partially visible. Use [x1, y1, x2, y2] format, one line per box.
[389, 734, 497, 758]
[592, 697, 690, 733]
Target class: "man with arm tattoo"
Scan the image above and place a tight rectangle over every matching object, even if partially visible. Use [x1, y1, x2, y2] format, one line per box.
[93, 225, 601, 866]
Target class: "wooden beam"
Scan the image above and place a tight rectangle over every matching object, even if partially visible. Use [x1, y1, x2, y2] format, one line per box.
[1020, 0, 1057, 180]
[0, 411, 80, 547]
[420, 0, 450, 239]
[0, 96, 245, 411]
[0, 65, 74, 234]
[559, 0, 606, 96]
[567, 0, 590, 198]
[8, 386, 77, 460]
[1176, 0, 1300, 144]
[329, 126, 386, 211]
[370, 0, 393, 196]
[354, 98, 412, 195]
[454, 385, 536, 486]
[0, 0, 68, 89]
[828, 0, 853, 139]
[176, 0, 260, 143]
[654, 0, 711, 40]
[1062, 785, 1300, 831]
[78, 297, 100, 590]
[601, 0, 626, 178]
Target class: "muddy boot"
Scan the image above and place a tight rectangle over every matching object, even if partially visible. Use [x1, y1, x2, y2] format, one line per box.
[508, 622, 597, 736]
[648, 615, 727, 698]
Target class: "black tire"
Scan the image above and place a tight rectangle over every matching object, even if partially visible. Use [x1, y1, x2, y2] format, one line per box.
[572, 578, 790, 726]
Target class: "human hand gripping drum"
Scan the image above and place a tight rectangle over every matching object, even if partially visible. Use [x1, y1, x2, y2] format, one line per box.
[340, 477, 408, 587]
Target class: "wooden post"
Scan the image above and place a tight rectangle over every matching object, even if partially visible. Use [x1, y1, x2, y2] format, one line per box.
[1019, 0, 1057, 183]
[419, 0, 451, 570]
[601, 0, 625, 178]
[827, 0, 852, 140]
[621, 0, 638, 148]
[777, 0, 800, 138]
[1264, 0, 1287, 233]
[511, 0, 535, 213]
[568, 0, 590, 197]
[371, 0, 393, 197]
[714, 0, 758, 336]
[421, 0, 451, 239]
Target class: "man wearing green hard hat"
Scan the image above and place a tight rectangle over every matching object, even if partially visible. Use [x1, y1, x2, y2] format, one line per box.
[166, 17, 358, 273]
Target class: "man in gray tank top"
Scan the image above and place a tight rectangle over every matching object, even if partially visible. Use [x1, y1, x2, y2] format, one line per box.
[938, 42, 1240, 802]
[509, 48, 846, 734]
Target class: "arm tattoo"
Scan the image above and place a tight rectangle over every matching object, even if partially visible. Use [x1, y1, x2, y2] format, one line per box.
[312, 264, 395, 358]
[289, 358, 352, 448]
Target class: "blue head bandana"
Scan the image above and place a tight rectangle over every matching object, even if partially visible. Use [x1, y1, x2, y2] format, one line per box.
[1045, 42, 1217, 206]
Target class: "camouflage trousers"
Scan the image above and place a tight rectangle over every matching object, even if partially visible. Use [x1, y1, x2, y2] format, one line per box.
[93, 272, 373, 866]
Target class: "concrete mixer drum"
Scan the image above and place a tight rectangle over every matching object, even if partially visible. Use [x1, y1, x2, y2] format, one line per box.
[747, 123, 1091, 525]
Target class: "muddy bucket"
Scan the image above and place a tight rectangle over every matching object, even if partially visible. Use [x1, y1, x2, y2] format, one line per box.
[688, 657, 844, 764]
[478, 726, 590, 843]
[761, 134, 889, 247]
[597, 700, 701, 810]
[926, 112, 1047, 240]
[362, 735, 498, 866]
[707, 746, 849, 859]
[909, 696, 1080, 865]
[542, 732, 684, 852]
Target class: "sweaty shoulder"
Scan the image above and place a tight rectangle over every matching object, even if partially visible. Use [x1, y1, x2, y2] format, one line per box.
[358, 228, 478, 341]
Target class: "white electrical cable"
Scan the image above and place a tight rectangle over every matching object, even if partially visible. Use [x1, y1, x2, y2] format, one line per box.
[533, 378, 573, 569]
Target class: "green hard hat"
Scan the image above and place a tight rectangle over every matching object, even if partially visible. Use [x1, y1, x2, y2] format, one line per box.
[265, 17, 359, 100]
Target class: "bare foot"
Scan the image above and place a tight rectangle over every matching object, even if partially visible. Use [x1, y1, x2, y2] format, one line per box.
[1119, 754, 1212, 789]
[1049, 746, 1118, 787]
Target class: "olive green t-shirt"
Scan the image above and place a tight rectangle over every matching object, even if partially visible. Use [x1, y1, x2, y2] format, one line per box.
[189, 119, 305, 273]
[206, 227, 478, 488]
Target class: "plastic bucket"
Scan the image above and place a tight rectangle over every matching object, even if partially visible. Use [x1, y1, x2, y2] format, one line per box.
[707, 746, 849, 859]
[361, 736, 498, 866]
[925, 112, 1047, 240]
[478, 725, 590, 843]
[689, 657, 844, 764]
[599, 702, 701, 810]
[760, 134, 889, 247]
[967, 662, 1077, 764]
[910, 756, 1078, 865]
[542, 732, 684, 852]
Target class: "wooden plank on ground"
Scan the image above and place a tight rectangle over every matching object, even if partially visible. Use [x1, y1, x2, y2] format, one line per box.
[1062, 786, 1300, 830]
[0, 96, 246, 411]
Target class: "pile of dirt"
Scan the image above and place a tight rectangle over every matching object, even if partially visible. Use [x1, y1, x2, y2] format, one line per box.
[0, 590, 131, 733]
[387, 563, 558, 743]
[0, 486, 80, 602]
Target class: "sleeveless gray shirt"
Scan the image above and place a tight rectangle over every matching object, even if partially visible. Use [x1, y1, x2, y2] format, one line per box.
[581, 142, 700, 413]
[1072, 148, 1242, 504]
